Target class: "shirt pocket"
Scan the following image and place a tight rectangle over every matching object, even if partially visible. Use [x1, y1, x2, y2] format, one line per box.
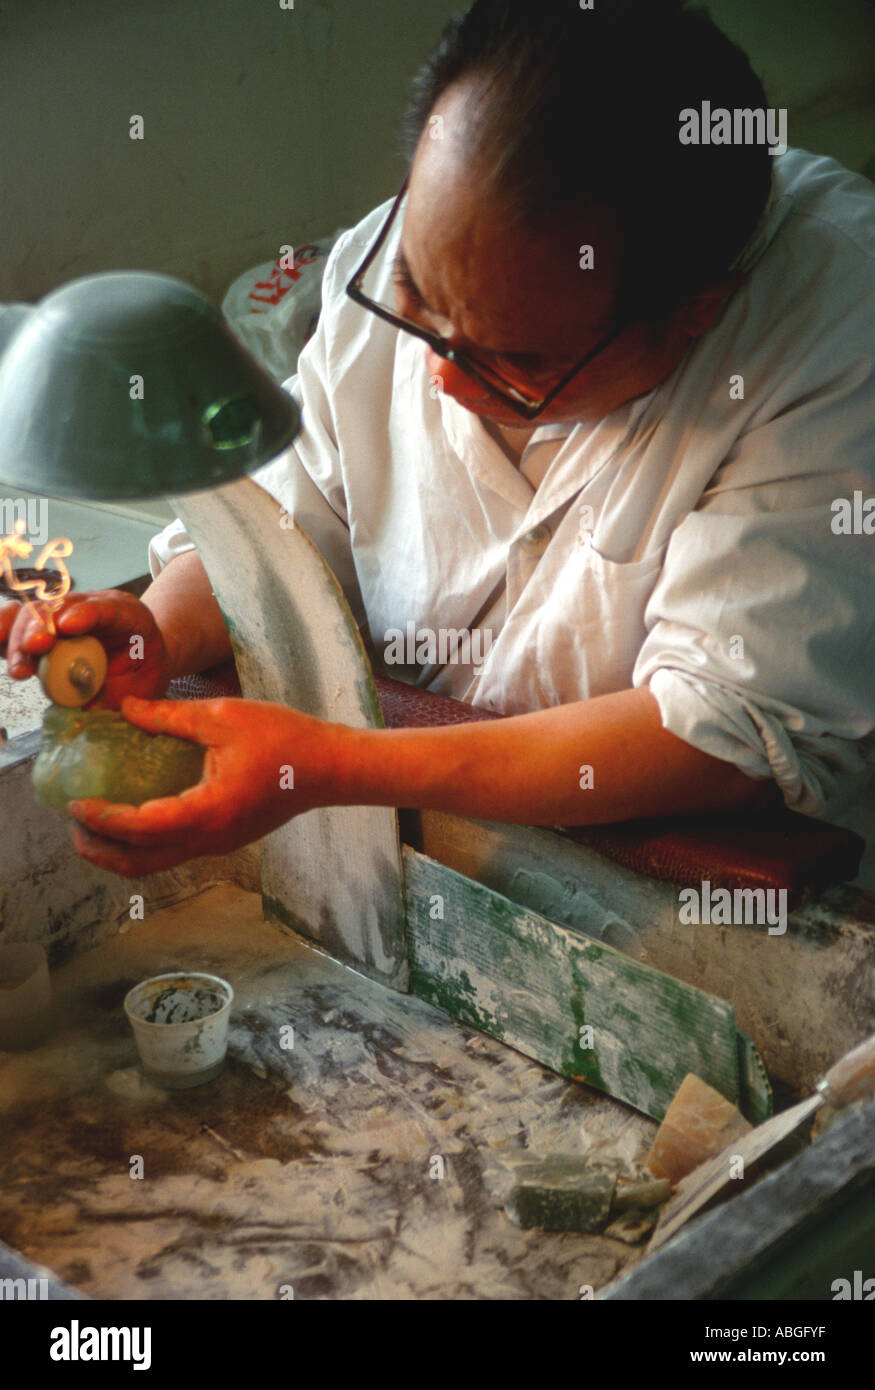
[533, 535, 668, 703]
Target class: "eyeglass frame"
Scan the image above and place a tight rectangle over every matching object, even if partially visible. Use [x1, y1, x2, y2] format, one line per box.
[345, 175, 632, 421]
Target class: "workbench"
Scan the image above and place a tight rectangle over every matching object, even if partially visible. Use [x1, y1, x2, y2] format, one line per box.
[0, 883, 654, 1299]
[1, 478, 872, 1301]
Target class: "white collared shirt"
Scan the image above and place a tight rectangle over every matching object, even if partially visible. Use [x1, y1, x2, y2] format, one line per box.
[150, 148, 875, 865]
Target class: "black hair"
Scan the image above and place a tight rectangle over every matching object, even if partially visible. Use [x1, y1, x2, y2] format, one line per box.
[402, 0, 774, 320]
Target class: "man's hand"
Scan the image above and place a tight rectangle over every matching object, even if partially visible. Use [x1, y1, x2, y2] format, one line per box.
[65, 683, 774, 881]
[68, 694, 342, 876]
[1, 591, 173, 708]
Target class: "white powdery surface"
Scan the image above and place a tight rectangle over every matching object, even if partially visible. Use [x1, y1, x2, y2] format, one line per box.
[0, 667, 49, 741]
[0, 884, 655, 1299]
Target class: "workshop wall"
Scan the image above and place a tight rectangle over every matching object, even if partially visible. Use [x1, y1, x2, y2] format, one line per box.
[708, 0, 875, 178]
[0, 0, 460, 306]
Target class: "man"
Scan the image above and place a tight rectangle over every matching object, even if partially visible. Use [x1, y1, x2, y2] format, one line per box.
[2, 0, 873, 878]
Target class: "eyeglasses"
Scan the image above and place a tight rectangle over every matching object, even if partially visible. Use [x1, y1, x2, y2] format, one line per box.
[345, 175, 630, 421]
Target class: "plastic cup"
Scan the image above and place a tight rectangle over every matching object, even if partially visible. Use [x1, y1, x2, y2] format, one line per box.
[123, 972, 234, 1089]
[0, 943, 52, 1051]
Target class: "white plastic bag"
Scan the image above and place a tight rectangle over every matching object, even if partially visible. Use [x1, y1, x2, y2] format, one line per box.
[222, 232, 346, 383]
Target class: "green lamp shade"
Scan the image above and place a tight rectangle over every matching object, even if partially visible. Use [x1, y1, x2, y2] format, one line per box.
[0, 272, 301, 501]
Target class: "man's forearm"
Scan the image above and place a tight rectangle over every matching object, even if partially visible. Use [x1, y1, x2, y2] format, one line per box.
[328, 685, 778, 825]
[141, 550, 232, 680]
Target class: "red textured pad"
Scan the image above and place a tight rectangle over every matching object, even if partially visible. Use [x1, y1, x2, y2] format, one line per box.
[372, 673, 502, 727]
[167, 665, 248, 701]
[562, 815, 863, 898]
[166, 666, 502, 725]
[166, 662, 864, 898]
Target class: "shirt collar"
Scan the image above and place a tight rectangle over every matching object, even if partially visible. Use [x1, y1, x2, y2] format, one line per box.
[729, 151, 792, 276]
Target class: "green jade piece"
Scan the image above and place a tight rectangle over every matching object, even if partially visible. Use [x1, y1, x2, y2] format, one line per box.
[504, 1156, 623, 1233]
[32, 706, 205, 811]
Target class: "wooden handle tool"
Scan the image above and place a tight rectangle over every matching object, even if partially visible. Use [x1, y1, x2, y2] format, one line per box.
[38, 635, 108, 706]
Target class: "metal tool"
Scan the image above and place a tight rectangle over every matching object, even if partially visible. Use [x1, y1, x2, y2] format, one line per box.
[648, 1029, 875, 1252]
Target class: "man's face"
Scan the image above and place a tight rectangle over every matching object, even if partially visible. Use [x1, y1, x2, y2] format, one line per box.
[398, 84, 709, 426]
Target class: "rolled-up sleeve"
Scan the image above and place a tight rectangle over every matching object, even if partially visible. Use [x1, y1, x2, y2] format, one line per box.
[148, 231, 365, 621]
[148, 514, 195, 577]
[634, 362, 875, 814]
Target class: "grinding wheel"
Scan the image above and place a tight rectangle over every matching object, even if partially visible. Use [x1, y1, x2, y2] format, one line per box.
[171, 478, 408, 990]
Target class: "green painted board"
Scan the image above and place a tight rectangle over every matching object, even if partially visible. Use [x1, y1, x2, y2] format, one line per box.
[737, 1030, 773, 1125]
[405, 848, 770, 1122]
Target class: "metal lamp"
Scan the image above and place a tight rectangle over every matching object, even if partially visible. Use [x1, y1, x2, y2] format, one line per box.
[0, 272, 300, 500]
[0, 270, 301, 708]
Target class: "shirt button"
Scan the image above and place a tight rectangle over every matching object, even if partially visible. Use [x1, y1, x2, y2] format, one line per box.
[520, 524, 551, 556]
